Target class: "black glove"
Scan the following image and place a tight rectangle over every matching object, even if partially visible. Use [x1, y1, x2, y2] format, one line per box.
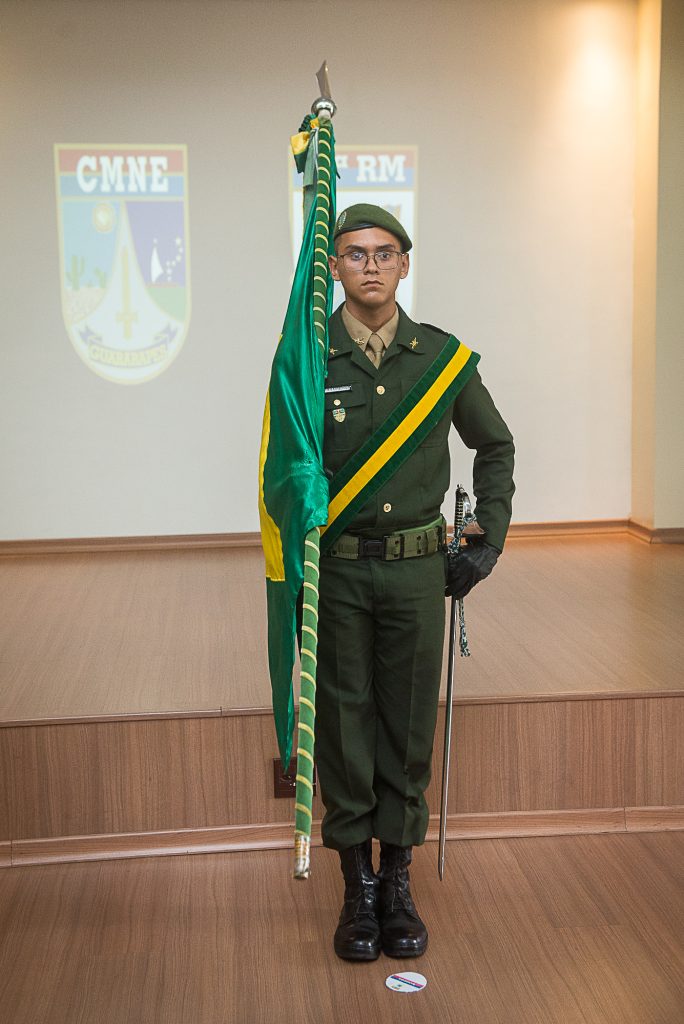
[445, 540, 499, 599]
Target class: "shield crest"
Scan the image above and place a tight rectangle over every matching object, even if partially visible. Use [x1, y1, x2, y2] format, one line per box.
[54, 144, 191, 384]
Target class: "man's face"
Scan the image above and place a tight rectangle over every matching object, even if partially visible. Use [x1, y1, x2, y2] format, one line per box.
[329, 227, 410, 311]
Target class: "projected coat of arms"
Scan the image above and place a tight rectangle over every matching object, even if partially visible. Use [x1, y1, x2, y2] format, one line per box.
[54, 144, 190, 384]
[290, 145, 417, 315]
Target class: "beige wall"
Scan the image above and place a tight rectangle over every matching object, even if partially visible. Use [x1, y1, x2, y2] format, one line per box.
[1, 0, 639, 539]
[654, 0, 684, 528]
[632, 0, 684, 530]
[631, 0, 660, 527]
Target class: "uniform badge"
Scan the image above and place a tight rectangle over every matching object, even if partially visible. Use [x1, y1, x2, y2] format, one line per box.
[332, 407, 346, 423]
[410, 338, 418, 349]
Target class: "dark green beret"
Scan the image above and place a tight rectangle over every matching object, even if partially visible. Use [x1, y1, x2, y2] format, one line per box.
[333, 203, 412, 252]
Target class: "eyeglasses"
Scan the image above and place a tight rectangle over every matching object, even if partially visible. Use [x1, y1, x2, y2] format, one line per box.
[336, 249, 404, 272]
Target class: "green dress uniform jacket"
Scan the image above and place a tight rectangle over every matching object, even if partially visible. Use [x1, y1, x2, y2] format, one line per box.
[323, 305, 515, 551]
[315, 304, 515, 852]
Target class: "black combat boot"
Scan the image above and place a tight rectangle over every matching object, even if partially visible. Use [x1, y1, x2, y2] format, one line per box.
[377, 842, 428, 958]
[333, 839, 380, 961]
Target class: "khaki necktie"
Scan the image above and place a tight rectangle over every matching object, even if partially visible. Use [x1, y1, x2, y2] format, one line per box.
[365, 333, 384, 368]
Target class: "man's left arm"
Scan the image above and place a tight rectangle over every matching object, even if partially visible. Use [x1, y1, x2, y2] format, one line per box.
[446, 368, 515, 598]
[451, 368, 515, 551]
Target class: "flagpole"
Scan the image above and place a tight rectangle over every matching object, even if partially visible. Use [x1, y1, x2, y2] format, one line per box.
[293, 69, 336, 880]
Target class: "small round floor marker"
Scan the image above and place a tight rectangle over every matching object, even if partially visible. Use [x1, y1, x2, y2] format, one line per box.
[385, 971, 427, 993]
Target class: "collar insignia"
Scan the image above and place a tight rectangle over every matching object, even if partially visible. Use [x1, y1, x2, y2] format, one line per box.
[410, 338, 418, 350]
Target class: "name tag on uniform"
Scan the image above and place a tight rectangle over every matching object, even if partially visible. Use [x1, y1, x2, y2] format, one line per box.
[325, 384, 353, 394]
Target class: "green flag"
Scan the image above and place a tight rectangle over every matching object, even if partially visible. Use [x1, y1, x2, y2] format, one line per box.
[258, 121, 337, 766]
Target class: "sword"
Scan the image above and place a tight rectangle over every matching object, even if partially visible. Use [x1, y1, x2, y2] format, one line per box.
[438, 484, 479, 880]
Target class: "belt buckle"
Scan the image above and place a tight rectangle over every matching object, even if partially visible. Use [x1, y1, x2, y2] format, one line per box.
[383, 533, 405, 561]
[361, 538, 384, 558]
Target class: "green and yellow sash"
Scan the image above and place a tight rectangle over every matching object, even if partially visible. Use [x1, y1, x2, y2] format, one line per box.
[320, 335, 480, 551]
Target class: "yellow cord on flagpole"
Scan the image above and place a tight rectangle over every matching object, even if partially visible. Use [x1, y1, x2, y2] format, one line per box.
[292, 108, 334, 880]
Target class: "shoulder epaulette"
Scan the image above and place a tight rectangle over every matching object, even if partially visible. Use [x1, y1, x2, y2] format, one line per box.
[420, 322, 450, 338]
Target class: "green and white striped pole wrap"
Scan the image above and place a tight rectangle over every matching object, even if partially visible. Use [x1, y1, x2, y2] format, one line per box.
[293, 116, 334, 880]
[292, 527, 321, 878]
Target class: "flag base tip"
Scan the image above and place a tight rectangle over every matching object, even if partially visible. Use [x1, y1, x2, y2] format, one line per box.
[293, 834, 311, 880]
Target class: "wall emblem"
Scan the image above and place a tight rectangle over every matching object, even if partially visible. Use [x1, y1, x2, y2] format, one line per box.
[54, 144, 190, 384]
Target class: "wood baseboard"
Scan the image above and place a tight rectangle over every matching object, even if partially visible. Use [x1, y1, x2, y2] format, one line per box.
[8, 806, 684, 868]
[1, 519, 682, 556]
[509, 520, 629, 539]
[624, 805, 684, 831]
[424, 808, 628, 840]
[627, 520, 684, 544]
[10, 822, 310, 867]
[3, 688, 683, 730]
[0, 532, 262, 556]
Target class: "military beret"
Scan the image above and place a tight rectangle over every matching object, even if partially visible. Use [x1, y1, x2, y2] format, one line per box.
[333, 203, 412, 252]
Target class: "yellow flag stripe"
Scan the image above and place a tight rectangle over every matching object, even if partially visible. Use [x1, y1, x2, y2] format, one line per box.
[325, 344, 472, 531]
[294, 802, 312, 818]
[300, 648, 317, 665]
[298, 722, 315, 739]
[297, 747, 314, 764]
[296, 774, 313, 791]
[257, 388, 285, 580]
[302, 603, 318, 618]
[299, 696, 316, 714]
[290, 131, 311, 156]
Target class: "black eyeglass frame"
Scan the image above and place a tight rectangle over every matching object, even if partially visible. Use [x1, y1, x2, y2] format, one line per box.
[334, 249, 406, 272]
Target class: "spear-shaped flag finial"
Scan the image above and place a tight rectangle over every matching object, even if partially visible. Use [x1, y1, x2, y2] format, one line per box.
[312, 60, 336, 119]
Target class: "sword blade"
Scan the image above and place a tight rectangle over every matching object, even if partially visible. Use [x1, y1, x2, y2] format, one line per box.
[438, 593, 458, 880]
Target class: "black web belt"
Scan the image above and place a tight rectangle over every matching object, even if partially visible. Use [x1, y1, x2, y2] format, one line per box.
[325, 516, 446, 561]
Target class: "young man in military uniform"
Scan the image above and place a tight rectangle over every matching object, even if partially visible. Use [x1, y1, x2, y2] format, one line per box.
[316, 203, 515, 961]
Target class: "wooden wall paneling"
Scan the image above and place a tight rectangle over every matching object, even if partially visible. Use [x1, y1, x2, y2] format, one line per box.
[426, 699, 633, 814]
[7, 694, 683, 854]
[9, 714, 322, 841]
[0, 727, 12, 864]
[631, 696, 684, 807]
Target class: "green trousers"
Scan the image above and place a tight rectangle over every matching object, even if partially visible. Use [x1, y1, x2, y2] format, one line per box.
[315, 550, 446, 851]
